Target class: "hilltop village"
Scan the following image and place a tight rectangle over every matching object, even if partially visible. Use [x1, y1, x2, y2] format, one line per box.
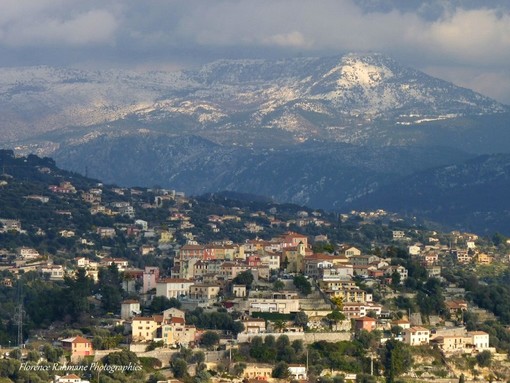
[1, 150, 510, 383]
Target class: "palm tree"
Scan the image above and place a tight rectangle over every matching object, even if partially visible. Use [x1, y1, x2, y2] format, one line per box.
[272, 319, 286, 333]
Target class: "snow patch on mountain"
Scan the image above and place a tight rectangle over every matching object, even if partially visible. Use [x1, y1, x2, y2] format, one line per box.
[338, 56, 394, 88]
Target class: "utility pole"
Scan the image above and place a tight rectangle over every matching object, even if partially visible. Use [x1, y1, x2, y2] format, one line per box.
[14, 279, 25, 359]
[14, 305, 23, 350]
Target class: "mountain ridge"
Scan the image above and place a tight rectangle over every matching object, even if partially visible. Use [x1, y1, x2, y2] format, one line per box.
[352, 152, 510, 234]
[2, 53, 508, 149]
[2, 53, 510, 233]
[51, 132, 474, 208]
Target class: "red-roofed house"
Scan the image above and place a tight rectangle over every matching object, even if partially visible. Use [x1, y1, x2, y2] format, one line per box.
[280, 232, 309, 248]
[179, 244, 206, 260]
[445, 300, 468, 316]
[61, 336, 94, 361]
[163, 308, 186, 320]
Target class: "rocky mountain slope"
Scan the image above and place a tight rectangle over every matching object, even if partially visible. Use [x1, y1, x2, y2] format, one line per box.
[53, 133, 471, 209]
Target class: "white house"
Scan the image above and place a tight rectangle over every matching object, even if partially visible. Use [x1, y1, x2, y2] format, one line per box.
[241, 318, 267, 334]
[391, 319, 411, 330]
[392, 231, 405, 240]
[40, 265, 66, 281]
[18, 247, 40, 259]
[468, 331, 490, 351]
[408, 245, 421, 256]
[345, 247, 361, 257]
[261, 254, 280, 270]
[342, 302, 383, 319]
[244, 296, 300, 315]
[386, 265, 408, 280]
[232, 284, 247, 298]
[135, 219, 149, 231]
[156, 278, 194, 299]
[403, 327, 430, 346]
[121, 300, 140, 320]
[288, 364, 307, 380]
[75, 257, 90, 268]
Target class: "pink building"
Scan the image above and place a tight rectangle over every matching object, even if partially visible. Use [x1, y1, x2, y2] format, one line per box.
[247, 255, 262, 267]
[143, 266, 160, 294]
[354, 316, 377, 332]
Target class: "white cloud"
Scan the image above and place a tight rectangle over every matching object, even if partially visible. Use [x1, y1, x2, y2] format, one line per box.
[263, 31, 311, 48]
[0, 1, 118, 46]
[2, 1, 509, 61]
[13, 10, 117, 46]
[424, 8, 510, 64]
[166, 0, 510, 67]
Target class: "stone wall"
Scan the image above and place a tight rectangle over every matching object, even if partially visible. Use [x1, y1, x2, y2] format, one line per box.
[237, 332, 305, 344]
[237, 331, 352, 344]
[304, 332, 351, 344]
[93, 348, 123, 361]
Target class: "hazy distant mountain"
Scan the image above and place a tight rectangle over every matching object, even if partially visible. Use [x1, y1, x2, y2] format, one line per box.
[1, 53, 510, 232]
[352, 153, 510, 234]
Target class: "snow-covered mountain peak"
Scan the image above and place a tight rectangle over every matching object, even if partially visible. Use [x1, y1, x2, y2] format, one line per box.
[337, 55, 394, 88]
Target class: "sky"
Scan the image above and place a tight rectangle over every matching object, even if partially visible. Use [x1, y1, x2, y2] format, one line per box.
[1, 0, 510, 104]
